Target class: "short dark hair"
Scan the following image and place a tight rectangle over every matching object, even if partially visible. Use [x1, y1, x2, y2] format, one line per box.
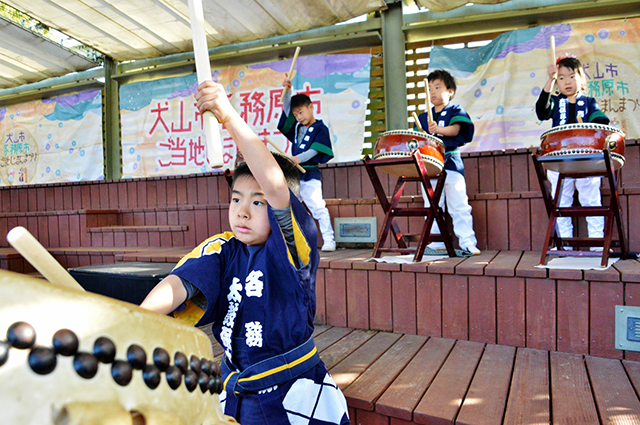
[232, 152, 301, 198]
[291, 94, 312, 111]
[557, 57, 586, 88]
[427, 69, 457, 95]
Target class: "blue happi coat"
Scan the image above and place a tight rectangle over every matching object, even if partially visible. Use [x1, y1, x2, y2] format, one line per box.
[537, 92, 608, 126]
[278, 112, 334, 182]
[170, 191, 349, 424]
[417, 103, 474, 176]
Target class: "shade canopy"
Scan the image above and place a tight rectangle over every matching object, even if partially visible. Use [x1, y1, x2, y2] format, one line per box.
[0, 0, 388, 89]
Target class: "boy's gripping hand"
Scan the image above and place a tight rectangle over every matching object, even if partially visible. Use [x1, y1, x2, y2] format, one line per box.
[547, 63, 558, 81]
[195, 80, 234, 125]
[429, 121, 461, 138]
[195, 81, 290, 209]
[283, 77, 292, 90]
[542, 63, 558, 94]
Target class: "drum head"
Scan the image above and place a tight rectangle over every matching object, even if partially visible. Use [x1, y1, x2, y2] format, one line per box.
[373, 153, 444, 177]
[373, 129, 445, 177]
[540, 123, 625, 140]
[539, 123, 626, 172]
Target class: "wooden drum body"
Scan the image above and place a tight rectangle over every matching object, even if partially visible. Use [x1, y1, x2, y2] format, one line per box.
[539, 123, 626, 174]
[373, 130, 445, 177]
[0, 270, 235, 425]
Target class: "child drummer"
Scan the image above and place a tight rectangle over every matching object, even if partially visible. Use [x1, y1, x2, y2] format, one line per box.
[535, 54, 610, 247]
[416, 69, 480, 256]
[140, 81, 350, 424]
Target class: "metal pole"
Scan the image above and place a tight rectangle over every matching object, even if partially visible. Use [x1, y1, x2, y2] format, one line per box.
[382, 1, 408, 130]
[103, 57, 121, 180]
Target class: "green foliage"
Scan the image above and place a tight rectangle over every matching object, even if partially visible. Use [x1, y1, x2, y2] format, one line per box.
[0, 2, 102, 63]
[0, 3, 49, 36]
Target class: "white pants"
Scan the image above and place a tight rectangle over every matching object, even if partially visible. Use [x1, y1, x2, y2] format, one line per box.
[300, 179, 335, 242]
[547, 170, 604, 238]
[420, 170, 477, 250]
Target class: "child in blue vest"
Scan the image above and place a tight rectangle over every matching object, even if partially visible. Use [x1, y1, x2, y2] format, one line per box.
[416, 69, 480, 255]
[278, 77, 336, 252]
[140, 80, 349, 425]
[535, 55, 609, 246]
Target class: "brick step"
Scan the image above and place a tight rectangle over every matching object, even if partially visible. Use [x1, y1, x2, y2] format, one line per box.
[48, 247, 150, 269]
[0, 246, 189, 273]
[0, 247, 31, 274]
[87, 225, 190, 248]
[87, 225, 188, 233]
[0, 246, 142, 273]
[116, 247, 193, 263]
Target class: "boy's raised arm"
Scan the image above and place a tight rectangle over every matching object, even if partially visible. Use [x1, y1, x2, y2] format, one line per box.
[195, 81, 290, 209]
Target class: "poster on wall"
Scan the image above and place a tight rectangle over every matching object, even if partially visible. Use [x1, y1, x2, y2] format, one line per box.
[428, 18, 640, 152]
[0, 90, 104, 186]
[120, 54, 371, 178]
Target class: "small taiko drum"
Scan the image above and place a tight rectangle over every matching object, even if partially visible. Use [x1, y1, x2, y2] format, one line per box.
[539, 123, 626, 174]
[373, 130, 445, 177]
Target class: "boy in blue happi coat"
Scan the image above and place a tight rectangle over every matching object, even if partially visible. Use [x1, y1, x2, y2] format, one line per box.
[535, 55, 610, 246]
[277, 77, 336, 252]
[416, 69, 480, 255]
[141, 80, 349, 425]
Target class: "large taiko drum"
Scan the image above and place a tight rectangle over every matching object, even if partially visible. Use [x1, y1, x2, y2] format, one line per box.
[373, 130, 445, 177]
[539, 123, 626, 174]
[0, 269, 236, 425]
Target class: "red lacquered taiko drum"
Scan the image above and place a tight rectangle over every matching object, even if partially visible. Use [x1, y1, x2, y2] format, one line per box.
[373, 129, 445, 177]
[539, 123, 626, 173]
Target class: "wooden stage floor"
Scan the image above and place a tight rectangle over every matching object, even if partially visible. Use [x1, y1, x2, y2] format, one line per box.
[4, 243, 640, 424]
[200, 324, 640, 425]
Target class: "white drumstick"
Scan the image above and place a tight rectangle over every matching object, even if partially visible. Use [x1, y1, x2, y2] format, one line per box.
[188, 0, 223, 168]
[281, 47, 301, 99]
[6, 226, 85, 291]
[424, 78, 434, 123]
[550, 35, 557, 94]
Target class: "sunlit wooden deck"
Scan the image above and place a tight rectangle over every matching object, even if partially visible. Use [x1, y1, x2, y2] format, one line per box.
[200, 324, 640, 425]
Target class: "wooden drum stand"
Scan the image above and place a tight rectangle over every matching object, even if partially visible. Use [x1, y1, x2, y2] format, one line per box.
[532, 123, 628, 267]
[363, 149, 456, 262]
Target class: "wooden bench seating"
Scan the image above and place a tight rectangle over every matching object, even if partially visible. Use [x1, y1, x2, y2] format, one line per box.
[1, 140, 640, 255]
[200, 325, 640, 425]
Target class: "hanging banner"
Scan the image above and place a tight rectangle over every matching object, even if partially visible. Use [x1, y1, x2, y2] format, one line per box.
[120, 54, 371, 178]
[428, 18, 640, 152]
[0, 90, 104, 186]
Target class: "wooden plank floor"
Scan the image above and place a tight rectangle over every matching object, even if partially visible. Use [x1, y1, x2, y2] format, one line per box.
[200, 325, 640, 425]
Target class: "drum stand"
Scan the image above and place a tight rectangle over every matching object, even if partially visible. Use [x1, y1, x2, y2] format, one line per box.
[363, 150, 456, 262]
[532, 150, 628, 267]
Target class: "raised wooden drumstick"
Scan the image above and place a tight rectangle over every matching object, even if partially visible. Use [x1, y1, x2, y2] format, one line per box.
[550, 35, 557, 93]
[412, 111, 424, 132]
[281, 46, 301, 99]
[7, 226, 85, 291]
[188, 0, 223, 168]
[424, 78, 434, 123]
[264, 137, 306, 173]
